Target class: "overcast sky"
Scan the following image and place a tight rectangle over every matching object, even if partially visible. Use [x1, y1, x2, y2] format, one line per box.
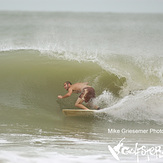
[0, 0, 163, 13]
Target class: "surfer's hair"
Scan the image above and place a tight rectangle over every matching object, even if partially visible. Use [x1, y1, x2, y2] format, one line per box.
[65, 81, 72, 85]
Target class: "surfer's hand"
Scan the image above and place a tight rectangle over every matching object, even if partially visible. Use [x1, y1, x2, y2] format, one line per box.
[58, 95, 63, 99]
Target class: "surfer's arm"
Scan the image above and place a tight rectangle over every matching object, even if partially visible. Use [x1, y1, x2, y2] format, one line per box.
[58, 88, 73, 99]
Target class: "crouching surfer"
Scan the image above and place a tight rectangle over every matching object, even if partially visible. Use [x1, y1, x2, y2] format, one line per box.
[58, 81, 100, 110]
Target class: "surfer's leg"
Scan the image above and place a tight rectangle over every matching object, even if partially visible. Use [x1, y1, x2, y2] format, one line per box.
[75, 98, 89, 110]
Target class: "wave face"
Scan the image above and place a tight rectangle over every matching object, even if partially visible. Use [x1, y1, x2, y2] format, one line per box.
[0, 49, 163, 125]
[0, 12, 163, 125]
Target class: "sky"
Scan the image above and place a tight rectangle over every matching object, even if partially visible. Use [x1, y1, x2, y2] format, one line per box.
[0, 0, 163, 13]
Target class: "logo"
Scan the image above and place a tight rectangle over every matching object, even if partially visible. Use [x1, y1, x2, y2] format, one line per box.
[108, 138, 163, 162]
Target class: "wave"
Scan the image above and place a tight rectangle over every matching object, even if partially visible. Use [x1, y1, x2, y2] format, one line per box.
[0, 49, 163, 124]
[96, 87, 163, 124]
[0, 150, 115, 163]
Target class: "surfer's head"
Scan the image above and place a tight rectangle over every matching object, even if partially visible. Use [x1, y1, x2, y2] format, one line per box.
[64, 81, 72, 90]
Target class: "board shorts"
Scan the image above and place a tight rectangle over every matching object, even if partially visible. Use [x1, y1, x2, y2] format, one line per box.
[79, 87, 95, 103]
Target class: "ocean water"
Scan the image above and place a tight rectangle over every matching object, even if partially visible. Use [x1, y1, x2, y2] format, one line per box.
[0, 11, 163, 163]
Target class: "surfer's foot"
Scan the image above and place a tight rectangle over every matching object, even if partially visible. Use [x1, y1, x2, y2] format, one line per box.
[97, 107, 101, 110]
[83, 108, 89, 110]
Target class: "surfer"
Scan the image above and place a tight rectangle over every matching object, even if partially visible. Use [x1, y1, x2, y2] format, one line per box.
[58, 81, 100, 110]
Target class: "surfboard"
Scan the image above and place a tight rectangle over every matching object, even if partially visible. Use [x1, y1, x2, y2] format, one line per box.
[62, 109, 97, 117]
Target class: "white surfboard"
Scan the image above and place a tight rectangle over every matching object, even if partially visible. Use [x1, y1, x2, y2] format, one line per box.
[62, 109, 97, 117]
